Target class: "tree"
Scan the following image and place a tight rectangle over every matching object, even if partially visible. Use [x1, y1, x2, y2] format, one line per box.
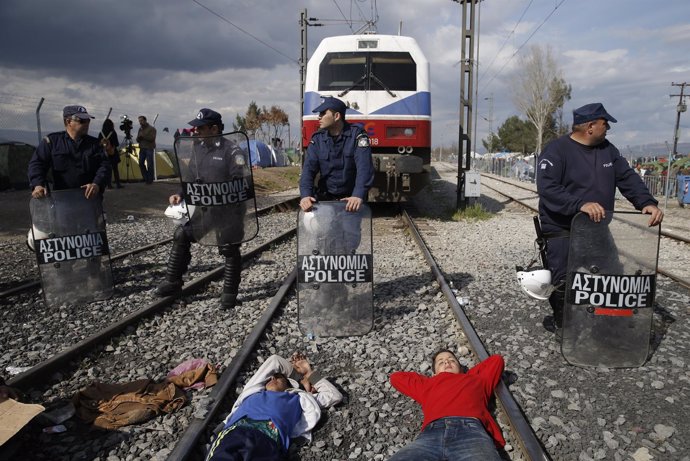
[233, 101, 263, 137]
[261, 105, 289, 144]
[512, 45, 571, 154]
[482, 132, 502, 153]
[233, 102, 289, 145]
[496, 115, 536, 153]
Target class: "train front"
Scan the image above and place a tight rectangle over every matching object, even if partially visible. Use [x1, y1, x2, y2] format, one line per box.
[303, 34, 431, 202]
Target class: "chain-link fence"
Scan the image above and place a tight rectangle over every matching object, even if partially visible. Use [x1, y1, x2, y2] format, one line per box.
[473, 154, 679, 199]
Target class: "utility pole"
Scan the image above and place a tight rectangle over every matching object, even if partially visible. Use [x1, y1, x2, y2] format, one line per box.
[664, 81, 688, 208]
[299, 10, 322, 166]
[452, 0, 478, 210]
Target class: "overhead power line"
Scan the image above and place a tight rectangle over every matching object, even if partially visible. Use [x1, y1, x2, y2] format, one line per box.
[478, 0, 534, 82]
[192, 0, 299, 65]
[480, 0, 568, 91]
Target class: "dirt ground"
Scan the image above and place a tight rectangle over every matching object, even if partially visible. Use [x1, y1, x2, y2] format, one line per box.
[0, 166, 301, 240]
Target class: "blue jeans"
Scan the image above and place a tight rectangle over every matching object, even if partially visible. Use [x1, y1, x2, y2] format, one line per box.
[389, 417, 502, 461]
[206, 426, 285, 461]
[139, 147, 154, 183]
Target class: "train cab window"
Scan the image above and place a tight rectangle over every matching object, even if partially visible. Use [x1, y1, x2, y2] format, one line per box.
[319, 53, 367, 91]
[319, 52, 417, 92]
[370, 52, 416, 91]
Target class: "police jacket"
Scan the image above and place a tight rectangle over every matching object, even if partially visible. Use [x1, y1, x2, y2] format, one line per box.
[537, 134, 657, 233]
[28, 131, 111, 192]
[300, 122, 375, 200]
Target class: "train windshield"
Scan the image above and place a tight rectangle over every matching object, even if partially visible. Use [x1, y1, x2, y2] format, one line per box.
[318, 52, 416, 92]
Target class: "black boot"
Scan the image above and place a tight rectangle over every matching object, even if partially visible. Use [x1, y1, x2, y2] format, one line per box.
[155, 227, 191, 297]
[219, 244, 242, 309]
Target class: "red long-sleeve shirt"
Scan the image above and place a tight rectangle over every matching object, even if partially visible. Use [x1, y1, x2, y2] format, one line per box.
[390, 354, 506, 447]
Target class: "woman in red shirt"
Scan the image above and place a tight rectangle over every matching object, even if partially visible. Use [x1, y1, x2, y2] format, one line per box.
[389, 350, 505, 461]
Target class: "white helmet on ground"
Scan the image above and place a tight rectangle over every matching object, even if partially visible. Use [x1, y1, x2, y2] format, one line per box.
[26, 226, 50, 251]
[164, 200, 194, 226]
[516, 266, 554, 301]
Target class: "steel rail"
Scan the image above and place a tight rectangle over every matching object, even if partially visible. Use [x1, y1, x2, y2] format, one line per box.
[0, 197, 300, 299]
[401, 209, 551, 461]
[7, 227, 296, 388]
[167, 268, 298, 461]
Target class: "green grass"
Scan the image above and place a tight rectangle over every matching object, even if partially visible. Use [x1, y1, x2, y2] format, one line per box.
[450, 203, 493, 221]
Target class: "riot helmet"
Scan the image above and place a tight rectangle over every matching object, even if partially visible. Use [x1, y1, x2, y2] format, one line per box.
[164, 200, 195, 226]
[515, 265, 554, 300]
[26, 225, 50, 251]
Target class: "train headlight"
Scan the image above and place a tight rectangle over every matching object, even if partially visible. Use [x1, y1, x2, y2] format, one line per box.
[386, 126, 416, 138]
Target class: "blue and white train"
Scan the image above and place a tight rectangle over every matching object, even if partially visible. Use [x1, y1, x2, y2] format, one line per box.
[303, 34, 431, 201]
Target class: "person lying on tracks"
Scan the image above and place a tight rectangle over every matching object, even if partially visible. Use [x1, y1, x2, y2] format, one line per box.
[205, 353, 342, 461]
[388, 349, 505, 461]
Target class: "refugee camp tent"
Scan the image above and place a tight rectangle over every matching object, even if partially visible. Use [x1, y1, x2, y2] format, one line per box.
[272, 148, 289, 167]
[116, 145, 178, 182]
[0, 138, 35, 190]
[240, 140, 280, 168]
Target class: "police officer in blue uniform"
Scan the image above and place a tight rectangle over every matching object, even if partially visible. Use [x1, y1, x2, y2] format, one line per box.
[299, 97, 374, 212]
[537, 102, 663, 333]
[156, 108, 247, 310]
[28, 105, 111, 199]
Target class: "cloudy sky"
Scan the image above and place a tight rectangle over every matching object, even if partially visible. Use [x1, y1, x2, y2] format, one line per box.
[0, 0, 688, 153]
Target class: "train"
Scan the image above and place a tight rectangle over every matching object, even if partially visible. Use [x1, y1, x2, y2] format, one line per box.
[302, 34, 431, 201]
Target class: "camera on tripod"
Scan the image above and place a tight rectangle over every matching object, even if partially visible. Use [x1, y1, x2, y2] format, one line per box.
[119, 114, 133, 139]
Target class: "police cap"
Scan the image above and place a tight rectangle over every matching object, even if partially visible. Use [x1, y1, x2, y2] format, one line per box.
[312, 97, 347, 117]
[189, 108, 223, 127]
[573, 103, 617, 125]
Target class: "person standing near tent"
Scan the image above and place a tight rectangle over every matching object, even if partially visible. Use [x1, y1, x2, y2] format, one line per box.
[28, 105, 111, 199]
[136, 115, 156, 184]
[98, 118, 123, 189]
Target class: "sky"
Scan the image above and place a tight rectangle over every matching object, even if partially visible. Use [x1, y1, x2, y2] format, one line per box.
[0, 0, 689, 154]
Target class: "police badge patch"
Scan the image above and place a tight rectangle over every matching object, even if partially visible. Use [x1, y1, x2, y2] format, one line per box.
[357, 135, 370, 148]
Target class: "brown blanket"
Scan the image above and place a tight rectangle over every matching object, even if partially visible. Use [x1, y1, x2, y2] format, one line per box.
[73, 379, 186, 430]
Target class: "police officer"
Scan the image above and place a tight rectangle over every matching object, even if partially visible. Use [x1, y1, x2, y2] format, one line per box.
[536, 102, 664, 333]
[299, 97, 374, 212]
[28, 105, 111, 199]
[155, 108, 247, 310]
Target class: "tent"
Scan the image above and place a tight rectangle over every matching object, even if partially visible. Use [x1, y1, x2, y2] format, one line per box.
[116, 145, 178, 182]
[0, 138, 35, 190]
[240, 140, 280, 168]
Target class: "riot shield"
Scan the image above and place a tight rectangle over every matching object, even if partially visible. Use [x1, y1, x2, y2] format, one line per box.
[174, 131, 258, 246]
[297, 201, 373, 337]
[29, 189, 113, 307]
[562, 211, 659, 368]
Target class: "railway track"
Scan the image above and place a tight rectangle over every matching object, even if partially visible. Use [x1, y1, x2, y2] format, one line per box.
[3, 204, 550, 460]
[0, 197, 299, 300]
[3, 177, 688, 460]
[402, 208, 550, 461]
